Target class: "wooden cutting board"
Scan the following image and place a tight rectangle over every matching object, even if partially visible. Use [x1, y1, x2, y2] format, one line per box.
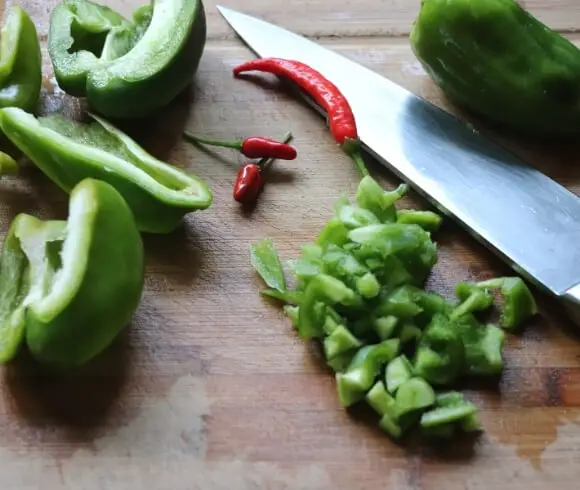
[1, 0, 580, 488]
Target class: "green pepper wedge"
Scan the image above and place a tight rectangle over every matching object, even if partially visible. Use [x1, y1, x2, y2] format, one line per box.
[0, 5, 42, 112]
[48, 0, 207, 119]
[0, 107, 213, 234]
[0, 178, 144, 369]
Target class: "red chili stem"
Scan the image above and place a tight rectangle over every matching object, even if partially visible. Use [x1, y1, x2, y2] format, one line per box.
[233, 57, 369, 178]
[183, 131, 296, 160]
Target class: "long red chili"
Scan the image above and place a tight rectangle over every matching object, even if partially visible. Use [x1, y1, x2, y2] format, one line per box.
[233, 57, 369, 178]
[183, 132, 297, 160]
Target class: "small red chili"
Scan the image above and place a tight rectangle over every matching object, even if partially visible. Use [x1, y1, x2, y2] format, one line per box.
[233, 163, 264, 203]
[183, 132, 297, 160]
[233, 57, 369, 178]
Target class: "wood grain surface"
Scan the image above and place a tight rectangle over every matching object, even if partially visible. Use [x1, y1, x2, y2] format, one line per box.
[1, 0, 580, 488]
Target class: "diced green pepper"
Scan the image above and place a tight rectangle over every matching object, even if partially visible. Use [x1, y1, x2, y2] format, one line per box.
[420, 403, 478, 429]
[450, 282, 494, 321]
[476, 277, 538, 330]
[365, 381, 397, 416]
[48, 0, 207, 118]
[386, 355, 414, 393]
[396, 209, 442, 232]
[323, 325, 363, 360]
[413, 313, 464, 386]
[355, 272, 381, 298]
[457, 319, 505, 376]
[394, 377, 436, 417]
[355, 175, 408, 223]
[336, 339, 400, 407]
[373, 315, 399, 340]
[298, 274, 361, 339]
[376, 285, 423, 318]
[0, 108, 213, 234]
[316, 219, 349, 248]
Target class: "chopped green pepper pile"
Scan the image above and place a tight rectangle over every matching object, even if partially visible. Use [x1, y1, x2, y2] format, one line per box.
[250, 174, 537, 441]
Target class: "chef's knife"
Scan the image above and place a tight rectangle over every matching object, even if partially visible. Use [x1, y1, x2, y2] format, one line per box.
[217, 5, 580, 326]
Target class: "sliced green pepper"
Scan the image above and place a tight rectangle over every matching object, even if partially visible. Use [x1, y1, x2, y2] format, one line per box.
[0, 178, 144, 369]
[48, 0, 207, 118]
[0, 108, 213, 234]
[0, 5, 42, 112]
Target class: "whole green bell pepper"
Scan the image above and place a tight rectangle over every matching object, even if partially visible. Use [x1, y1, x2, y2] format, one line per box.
[410, 0, 580, 137]
[0, 178, 144, 369]
[0, 107, 213, 234]
[0, 5, 42, 112]
[48, 0, 207, 119]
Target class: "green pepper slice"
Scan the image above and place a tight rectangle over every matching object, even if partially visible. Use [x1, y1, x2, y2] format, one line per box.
[0, 107, 213, 234]
[48, 0, 207, 118]
[0, 5, 42, 112]
[0, 178, 144, 369]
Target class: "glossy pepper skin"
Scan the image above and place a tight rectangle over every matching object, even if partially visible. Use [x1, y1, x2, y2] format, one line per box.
[0, 178, 145, 370]
[0, 5, 42, 112]
[0, 107, 213, 234]
[410, 0, 580, 137]
[233, 163, 264, 203]
[48, 0, 207, 119]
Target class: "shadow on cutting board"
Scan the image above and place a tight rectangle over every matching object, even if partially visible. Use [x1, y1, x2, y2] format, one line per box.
[2, 325, 133, 444]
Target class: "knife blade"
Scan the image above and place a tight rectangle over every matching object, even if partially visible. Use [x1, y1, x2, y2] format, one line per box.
[216, 5, 580, 325]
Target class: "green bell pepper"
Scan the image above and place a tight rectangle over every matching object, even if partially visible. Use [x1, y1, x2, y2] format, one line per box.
[0, 107, 213, 234]
[0, 5, 42, 112]
[0, 178, 144, 369]
[48, 0, 207, 119]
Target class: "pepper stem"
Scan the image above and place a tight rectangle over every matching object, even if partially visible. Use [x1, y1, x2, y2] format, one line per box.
[350, 150, 369, 179]
[182, 132, 242, 150]
[260, 131, 294, 172]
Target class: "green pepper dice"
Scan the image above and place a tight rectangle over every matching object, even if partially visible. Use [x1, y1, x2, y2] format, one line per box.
[0, 178, 145, 369]
[48, 0, 207, 118]
[0, 107, 213, 234]
[0, 5, 42, 112]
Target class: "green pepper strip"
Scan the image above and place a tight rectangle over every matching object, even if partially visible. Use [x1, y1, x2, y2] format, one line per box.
[0, 5, 42, 112]
[0, 108, 213, 234]
[0, 178, 145, 369]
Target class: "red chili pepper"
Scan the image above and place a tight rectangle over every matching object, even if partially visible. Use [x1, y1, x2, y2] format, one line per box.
[233, 57, 369, 178]
[183, 132, 297, 160]
[233, 162, 264, 203]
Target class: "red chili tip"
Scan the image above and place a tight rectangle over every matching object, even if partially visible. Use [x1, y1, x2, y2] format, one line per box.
[233, 163, 264, 204]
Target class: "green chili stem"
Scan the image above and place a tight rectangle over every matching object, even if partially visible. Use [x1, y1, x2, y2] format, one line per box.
[182, 132, 242, 150]
[350, 150, 369, 179]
